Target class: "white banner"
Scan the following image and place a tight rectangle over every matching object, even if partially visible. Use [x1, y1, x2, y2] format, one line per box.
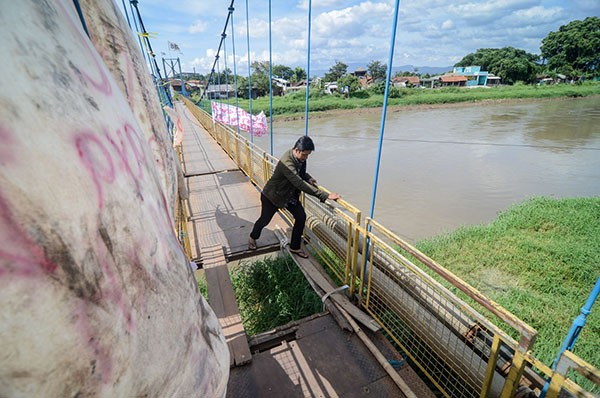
[211, 102, 267, 137]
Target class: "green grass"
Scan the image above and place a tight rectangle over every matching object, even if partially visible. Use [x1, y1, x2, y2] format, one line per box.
[414, 197, 600, 392]
[230, 255, 323, 335]
[196, 271, 208, 299]
[196, 81, 600, 117]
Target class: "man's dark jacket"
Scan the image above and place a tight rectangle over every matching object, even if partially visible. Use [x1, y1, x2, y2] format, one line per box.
[262, 149, 328, 208]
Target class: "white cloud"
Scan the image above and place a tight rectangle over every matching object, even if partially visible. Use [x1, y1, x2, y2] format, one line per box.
[314, 2, 393, 37]
[509, 6, 563, 26]
[441, 19, 454, 30]
[129, 0, 599, 73]
[296, 0, 350, 10]
[188, 20, 208, 34]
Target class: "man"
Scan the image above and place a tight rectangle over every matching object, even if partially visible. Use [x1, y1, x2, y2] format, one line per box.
[249, 136, 341, 258]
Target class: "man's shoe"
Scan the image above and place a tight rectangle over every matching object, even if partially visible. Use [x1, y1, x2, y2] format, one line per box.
[289, 248, 309, 258]
[248, 237, 257, 251]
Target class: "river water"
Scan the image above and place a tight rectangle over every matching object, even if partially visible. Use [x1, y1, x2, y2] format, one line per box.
[249, 96, 600, 242]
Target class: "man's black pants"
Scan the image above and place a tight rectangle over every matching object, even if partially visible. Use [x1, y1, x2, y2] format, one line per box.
[250, 193, 306, 250]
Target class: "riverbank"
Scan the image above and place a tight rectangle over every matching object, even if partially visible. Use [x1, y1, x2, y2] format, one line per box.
[415, 196, 599, 392]
[273, 95, 600, 122]
[194, 81, 600, 120]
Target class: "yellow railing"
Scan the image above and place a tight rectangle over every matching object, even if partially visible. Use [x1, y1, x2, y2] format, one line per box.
[181, 98, 599, 398]
[174, 146, 192, 260]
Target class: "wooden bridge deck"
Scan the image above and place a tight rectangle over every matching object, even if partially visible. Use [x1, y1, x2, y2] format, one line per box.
[178, 102, 285, 262]
[177, 102, 433, 397]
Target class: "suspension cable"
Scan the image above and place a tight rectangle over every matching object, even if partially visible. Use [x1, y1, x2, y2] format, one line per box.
[120, 0, 132, 29]
[199, 0, 235, 103]
[369, 0, 401, 219]
[217, 54, 222, 107]
[223, 33, 232, 126]
[245, 0, 254, 141]
[268, 0, 274, 155]
[128, 2, 148, 71]
[230, 6, 241, 136]
[129, 0, 172, 106]
[304, 0, 313, 136]
[72, 0, 90, 37]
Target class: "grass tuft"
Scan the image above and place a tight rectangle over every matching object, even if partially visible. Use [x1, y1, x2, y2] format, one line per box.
[415, 196, 600, 392]
[230, 255, 323, 335]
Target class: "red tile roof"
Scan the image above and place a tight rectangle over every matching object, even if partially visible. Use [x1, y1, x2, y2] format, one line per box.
[440, 75, 467, 83]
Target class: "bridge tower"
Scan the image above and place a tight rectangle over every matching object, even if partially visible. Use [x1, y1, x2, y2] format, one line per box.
[162, 57, 188, 97]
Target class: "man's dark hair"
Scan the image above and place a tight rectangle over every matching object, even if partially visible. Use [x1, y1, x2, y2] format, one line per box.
[293, 136, 315, 151]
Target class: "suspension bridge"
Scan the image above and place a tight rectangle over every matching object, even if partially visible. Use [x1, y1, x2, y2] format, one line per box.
[1, 1, 598, 397]
[151, 0, 600, 395]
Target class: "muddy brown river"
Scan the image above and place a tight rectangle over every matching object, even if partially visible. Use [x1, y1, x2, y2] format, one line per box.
[249, 96, 600, 242]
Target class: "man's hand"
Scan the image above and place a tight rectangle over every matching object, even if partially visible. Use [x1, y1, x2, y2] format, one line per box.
[328, 192, 341, 201]
[308, 178, 318, 186]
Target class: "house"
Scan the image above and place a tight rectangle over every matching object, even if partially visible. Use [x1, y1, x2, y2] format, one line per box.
[439, 75, 467, 87]
[352, 67, 368, 78]
[206, 84, 236, 99]
[486, 74, 501, 86]
[393, 76, 420, 88]
[286, 79, 307, 94]
[452, 66, 489, 86]
[169, 78, 191, 93]
[420, 76, 439, 88]
[271, 77, 289, 96]
[324, 82, 338, 94]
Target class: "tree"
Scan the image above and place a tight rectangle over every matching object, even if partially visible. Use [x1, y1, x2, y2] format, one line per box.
[272, 64, 294, 80]
[292, 67, 306, 83]
[337, 74, 361, 95]
[236, 76, 249, 99]
[367, 60, 387, 81]
[208, 68, 233, 84]
[455, 47, 540, 84]
[324, 60, 347, 82]
[541, 17, 600, 77]
[251, 60, 270, 75]
[251, 72, 270, 97]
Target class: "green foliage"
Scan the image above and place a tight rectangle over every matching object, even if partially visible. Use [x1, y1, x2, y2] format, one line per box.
[226, 82, 600, 117]
[415, 197, 600, 392]
[338, 74, 361, 94]
[368, 81, 386, 95]
[236, 75, 250, 99]
[251, 60, 270, 75]
[455, 47, 540, 84]
[251, 72, 270, 97]
[272, 64, 294, 80]
[196, 272, 208, 300]
[324, 60, 348, 82]
[387, 87, 404, 98]
[231, 256, 323, 335]
[541, 17, 600, 78]
[367, 60, 387, 81]
[292, 66, 307, 83]
[350, 90, 371, 99]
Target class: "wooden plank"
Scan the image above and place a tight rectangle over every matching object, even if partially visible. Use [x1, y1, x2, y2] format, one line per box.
[290, 251, 381, 332]
[202, 245, 252, 367]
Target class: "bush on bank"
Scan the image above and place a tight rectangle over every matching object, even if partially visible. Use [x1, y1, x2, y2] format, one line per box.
[195, 81, 600, 117]
[416, 196, 600, 392]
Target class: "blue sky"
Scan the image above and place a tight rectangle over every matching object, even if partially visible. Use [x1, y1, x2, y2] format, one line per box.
[119, 0, 599, 75]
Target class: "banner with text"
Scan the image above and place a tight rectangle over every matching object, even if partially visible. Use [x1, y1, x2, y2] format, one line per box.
[211, 102, 267, 137]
